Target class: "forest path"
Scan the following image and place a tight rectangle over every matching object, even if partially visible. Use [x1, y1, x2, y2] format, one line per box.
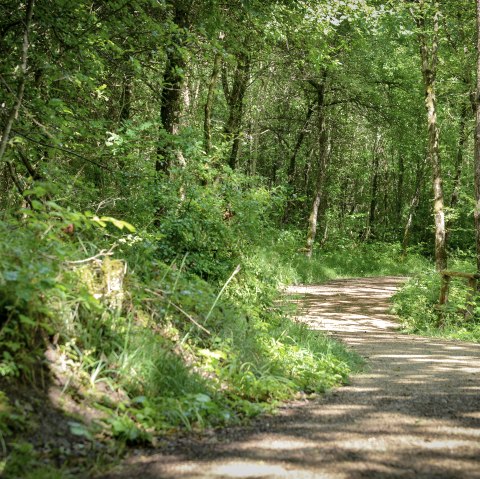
[101, 277, 480, 479]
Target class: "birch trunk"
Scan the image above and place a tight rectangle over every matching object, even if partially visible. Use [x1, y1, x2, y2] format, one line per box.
[305, 78, 329, 258]
[416, 0, 447, 271]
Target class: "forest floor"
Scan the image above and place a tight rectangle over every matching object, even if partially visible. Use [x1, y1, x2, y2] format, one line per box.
[99, 276, 480, 479]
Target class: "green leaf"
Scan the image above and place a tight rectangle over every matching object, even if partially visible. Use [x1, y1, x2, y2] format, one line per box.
[3, 271, 18, 281]
[68, 421, 93, 440]
[194, 393, 211, 404]
[23, 186, 48, 198]
[92, 216, 107, 227]
[30, 200, 44, 210]
[100, 216, 136, 232]
[19, 315, 36, 327]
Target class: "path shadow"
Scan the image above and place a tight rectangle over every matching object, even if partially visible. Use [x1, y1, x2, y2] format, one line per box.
[100, 277, 480, 479]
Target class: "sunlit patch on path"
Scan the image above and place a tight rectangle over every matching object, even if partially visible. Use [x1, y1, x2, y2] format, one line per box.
[101, 277, 480, 479]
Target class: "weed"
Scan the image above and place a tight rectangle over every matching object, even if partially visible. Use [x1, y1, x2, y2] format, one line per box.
[392, 260, 480, 342]
[0, 199, 364, 476]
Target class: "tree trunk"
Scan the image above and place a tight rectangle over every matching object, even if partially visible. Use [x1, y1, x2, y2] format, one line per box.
[450, 102, 468, 209]
[305, 78, 329, 258]
[402, 175, 423, 255]
[119, 70, 132, 123]
[203, 50, 222, 154]
[396, 153, 405, 225]
[305, 127, 329, 258]
[474, 0, 480, 271]
[417, 0, 447, 271]
[223, 52, 250, 169]
[283, 100, 315, 223]
[287, 101, 315, 185]
[365, 131, 382, 240]
[156, 2, 191, 174]
[445, 101, 469, 247]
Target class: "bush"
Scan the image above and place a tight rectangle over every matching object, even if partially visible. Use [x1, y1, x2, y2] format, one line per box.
[392, 266, 480, 342]
[251, 235, 429, 285]
[0, 197, 361, 474]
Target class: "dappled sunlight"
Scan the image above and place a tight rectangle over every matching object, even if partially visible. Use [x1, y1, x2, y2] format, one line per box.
[103, 277, 480, 479]
[237, 436, 319, 451]
[173, 460, 297, 478]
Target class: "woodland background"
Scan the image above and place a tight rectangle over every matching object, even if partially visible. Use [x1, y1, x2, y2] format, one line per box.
[2, 1, 480, 477]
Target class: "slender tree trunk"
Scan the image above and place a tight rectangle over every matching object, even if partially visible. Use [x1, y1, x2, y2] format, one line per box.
[247, 119, 259, 176]
[417, 0, 447, 271]
[156, 2, 190, 174]
[287, 101, 315, 185]
[223, 52, 250, 169]
[283, 101, 315, 223]
[0, 0, 35, 166]
[396, 153, 405, 225]
[119, 70, 132, 123]
[402, 169, 424, 255]
[203, 50, 222, 154]
[474, 0, 480, 271]
[445, 101, 469, 245]
[305, 77, 329, 257]
[302, 147, 314, 191]
[305, 127, 329, 258]
[402, 187, 421, 255]
[450, 103, 469, 208]
[365, 131, 381, 240]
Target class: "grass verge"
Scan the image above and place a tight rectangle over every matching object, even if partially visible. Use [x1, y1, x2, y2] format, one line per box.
[0, 218, 363, 478]
[392, 259, 480, 343]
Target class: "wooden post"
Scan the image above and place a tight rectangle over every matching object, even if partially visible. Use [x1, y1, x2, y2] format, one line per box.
[439, 271, 480, 321]
[439, 272, 451, 305]
[465, 277, 477, 320]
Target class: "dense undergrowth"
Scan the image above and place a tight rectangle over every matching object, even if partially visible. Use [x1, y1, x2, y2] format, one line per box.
[0, 173, 365, 478]
[392, 257, 480, 343]
[0, 165, 437, 478]
[270, 231, 430, 284]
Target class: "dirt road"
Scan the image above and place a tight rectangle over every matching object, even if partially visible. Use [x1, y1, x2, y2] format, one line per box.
[101, 277, 480, 479]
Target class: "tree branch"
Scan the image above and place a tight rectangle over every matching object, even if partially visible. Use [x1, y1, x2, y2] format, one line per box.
[0, 0, 35, 165]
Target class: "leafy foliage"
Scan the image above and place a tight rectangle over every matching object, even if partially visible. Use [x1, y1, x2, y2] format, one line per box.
[2, 0, 480, 476]
[393, 263, 480, 342]
[0, 186, 362, 477]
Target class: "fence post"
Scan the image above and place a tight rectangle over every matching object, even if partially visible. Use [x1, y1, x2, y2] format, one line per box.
[439, 272, 450, 306]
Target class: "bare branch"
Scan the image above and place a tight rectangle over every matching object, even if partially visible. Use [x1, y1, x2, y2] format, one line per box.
[0, 0, 35, 165]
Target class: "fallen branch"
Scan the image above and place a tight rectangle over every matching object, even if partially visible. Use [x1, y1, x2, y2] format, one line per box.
[145, 288, 211, 335]
[65, 247, 116, 264]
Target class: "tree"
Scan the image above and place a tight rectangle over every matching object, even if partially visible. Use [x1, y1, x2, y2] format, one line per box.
[475, 0, 480, 271]
[305, 74, 330, 257]
[0, 0, 35, 167]
[156, 0, 193, 174]
[414, 0, 447, 271]
[222, 49, 251, 169]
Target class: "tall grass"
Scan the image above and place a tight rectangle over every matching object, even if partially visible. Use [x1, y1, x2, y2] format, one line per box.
[255, 230, 430, 285]
[392, 259, 480, 343]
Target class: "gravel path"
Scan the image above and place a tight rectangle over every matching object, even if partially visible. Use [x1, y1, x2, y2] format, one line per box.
[101, 277, 480, 479]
